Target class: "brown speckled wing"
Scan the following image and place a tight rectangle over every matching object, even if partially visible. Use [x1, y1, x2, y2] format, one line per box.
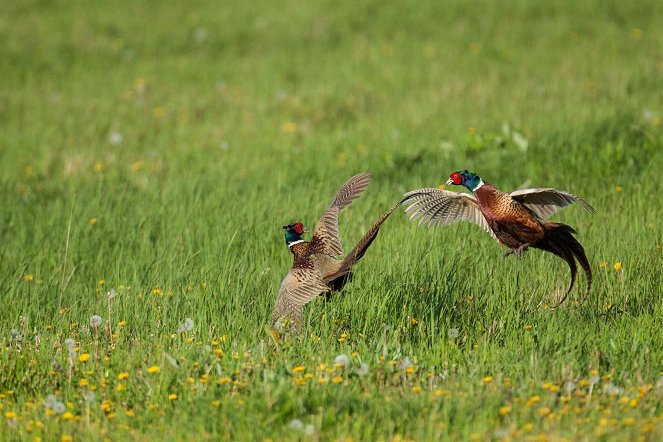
[310, 173, 372, 256]
[509, 188, 595, 220]
[272, 268, 330, 329]
[402, 188, 498, 240]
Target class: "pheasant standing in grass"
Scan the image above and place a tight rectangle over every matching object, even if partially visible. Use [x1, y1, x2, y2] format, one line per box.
[402, 170, 595, 305]
[273, 173, 399, 332]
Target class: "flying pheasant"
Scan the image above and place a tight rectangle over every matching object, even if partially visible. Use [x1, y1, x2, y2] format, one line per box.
[402, 170, 595, 305]
[273, 173, 399, 332]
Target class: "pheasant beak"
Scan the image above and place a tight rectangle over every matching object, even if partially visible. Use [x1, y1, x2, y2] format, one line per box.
[445, 178, 453, 186]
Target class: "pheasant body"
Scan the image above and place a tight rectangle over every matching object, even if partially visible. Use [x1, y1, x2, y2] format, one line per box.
[403, 170, 595, 304]
[273, 173, 398, 331]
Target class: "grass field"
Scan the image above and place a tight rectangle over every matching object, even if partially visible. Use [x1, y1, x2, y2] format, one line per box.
[1, 0, 662, 440]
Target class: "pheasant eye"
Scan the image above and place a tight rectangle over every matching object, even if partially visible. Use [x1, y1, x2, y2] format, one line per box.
[451, 172, 463, 185]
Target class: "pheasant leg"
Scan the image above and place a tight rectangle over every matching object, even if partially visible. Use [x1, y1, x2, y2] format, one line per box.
[504, 243, 530, 259]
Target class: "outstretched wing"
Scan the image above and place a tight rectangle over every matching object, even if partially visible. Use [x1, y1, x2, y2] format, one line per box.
[272, 268, 330, 330]
[310, 173, 372, 256]
[509, 188, 595, 221]
[402, 188, 497, 239]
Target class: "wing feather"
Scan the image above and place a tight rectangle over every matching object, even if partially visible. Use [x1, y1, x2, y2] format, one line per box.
[311, 173, 372, 256]
[402, 188, 497, 239]
[272, 268, 330, 330]
[509, 188, 595, 220]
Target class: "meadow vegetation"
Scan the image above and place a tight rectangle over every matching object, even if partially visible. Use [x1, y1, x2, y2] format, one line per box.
[1, 0, 662, 440]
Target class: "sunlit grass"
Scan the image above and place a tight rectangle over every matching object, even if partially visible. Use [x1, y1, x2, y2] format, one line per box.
[1, 0, 662, 440]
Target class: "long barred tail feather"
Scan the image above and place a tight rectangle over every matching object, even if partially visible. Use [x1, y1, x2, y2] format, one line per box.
[535, 223, 592, 306]
[325, 202, 401, 291]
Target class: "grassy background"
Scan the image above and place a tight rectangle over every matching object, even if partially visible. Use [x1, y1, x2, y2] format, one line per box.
[1, 0, 661, 440]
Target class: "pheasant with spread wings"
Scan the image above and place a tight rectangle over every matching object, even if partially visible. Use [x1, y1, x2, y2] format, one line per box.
[402, 170, 595, 305]
[273, 173, 399, 332]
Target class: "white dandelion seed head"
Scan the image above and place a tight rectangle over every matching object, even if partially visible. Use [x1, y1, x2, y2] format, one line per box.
[565, 380, 576, 394]
[79, 326, 90, 336]
[219, 141, 229, 150]
[589, 374, 600, 386]
[109, 131, 123, 145]
[177, 318, 194, 333]
[107, 288, 117, 300]
[83, 390, 96, 403]
[193, 27, 208, 43]
[334, 354, 350, 368]
[52, 401, 66, 414]
[90, 315, 102, 328]
[355, 363, 369, 377]
[304, 424, 315, 436]
[64, 338, 76, 350]
[10, 329, 22, 342]
[45, 394, 58, 408]
[656, 376, 663, 390]
[288, 419, 304, 431]
[604, 383, 623, 395]
[447, 328, 460, 339]
[397, 357, 412, 371]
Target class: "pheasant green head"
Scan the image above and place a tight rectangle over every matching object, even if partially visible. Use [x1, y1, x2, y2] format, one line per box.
[283, 222, 305, 246]
[446, 170, 484, 192]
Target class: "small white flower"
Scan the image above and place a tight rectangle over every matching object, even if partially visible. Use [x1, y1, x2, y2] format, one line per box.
[109, 131, 123, 145]
[177, 318, 194, 333]
[447, 328, 460, 339]
[355, 363, 369, 377]
[334, 354, 350, 368]
[288, 419, 304, 431]
[90, 315, 103, 328]
[397, 357, 412, 371]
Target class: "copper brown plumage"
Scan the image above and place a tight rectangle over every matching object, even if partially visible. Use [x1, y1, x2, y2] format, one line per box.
[273, 173, 399, 332]
[402, 170, 594, 305]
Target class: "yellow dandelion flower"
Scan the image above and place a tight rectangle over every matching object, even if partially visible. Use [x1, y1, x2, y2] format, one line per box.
[4, 411, 17, 419]
[131, 161, 144, 172]
[318, 377, 328, 384]
[483, 376, 493, 384]
[214, 348, 224, 357]
[411, 386, 422, 393]
[524, 324, 533, 331]
[147, 366, 160, 374]
[126, 410, 135, 417]
[61, 436, 73, 442]
[62, 412, 74, 421]
[115, 384, 125, 392]
[217, 377, 231, 385]
[599, 261, 608, 269]
[623, 417, 635, 426]
[405, 366, 416, 374]
[281, 122, 297, 134]
[613, 262, 622, 271]
[332, 376, 343, 384]
[151, 288, 162, 295]
[499, 406, 511, 415]
[88, 218, 97, 226]
[98, 279, 105, 286]
[539, 407, 552, 416]
[106, 412, 117, 420]
[22, 274, 34, 282]
[78, 379, 88, 387]
[94, 162, 105, 173]
[78, 353, 90, 363]
[117, 321, 127, 327]
[212, 400, 221, 407]
[527, 395, 541, 406]
[436, 184, 447, 190]
[168, 394, 177, 400]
